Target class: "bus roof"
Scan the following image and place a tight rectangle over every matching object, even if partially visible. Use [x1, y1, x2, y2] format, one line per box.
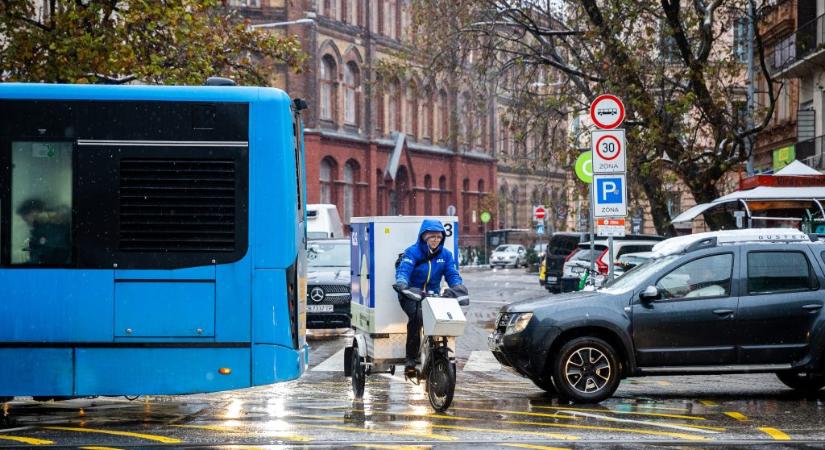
[0, 83, 291, 104]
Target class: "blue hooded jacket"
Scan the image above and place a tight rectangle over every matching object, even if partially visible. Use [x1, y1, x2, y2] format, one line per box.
[395, 219, 463, 293]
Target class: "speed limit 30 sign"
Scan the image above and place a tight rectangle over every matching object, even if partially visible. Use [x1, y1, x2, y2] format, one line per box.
[592, 129, 625, 174]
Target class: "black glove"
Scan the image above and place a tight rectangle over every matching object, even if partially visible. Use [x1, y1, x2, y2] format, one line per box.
[444, 284, 470, 306]
[392, 281, 408, 293]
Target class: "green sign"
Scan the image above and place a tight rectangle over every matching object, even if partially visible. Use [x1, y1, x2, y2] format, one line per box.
[575, 151, 593, 184]
[772, 145, 796, 172]
[480, 211, 491, 224]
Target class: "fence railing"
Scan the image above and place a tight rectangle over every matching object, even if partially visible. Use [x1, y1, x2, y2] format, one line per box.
[769, 13, 825, 73]
[798, 135, 825, 170]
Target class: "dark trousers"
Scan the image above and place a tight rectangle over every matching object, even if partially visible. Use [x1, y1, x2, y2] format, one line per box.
[398, 295, 423, 362]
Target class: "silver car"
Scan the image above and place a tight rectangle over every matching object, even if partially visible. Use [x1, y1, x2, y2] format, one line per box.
[490, 244, 526, 268]
[306, 239, 351, 329]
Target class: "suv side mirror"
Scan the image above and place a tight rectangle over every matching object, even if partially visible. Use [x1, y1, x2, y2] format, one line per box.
[640, 285, 659, 302]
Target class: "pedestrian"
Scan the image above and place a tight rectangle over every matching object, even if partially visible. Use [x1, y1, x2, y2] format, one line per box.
[16, 198, 71, 265]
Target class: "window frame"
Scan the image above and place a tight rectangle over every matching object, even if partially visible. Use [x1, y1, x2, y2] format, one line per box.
[653, 252, 735, 302]
[747, 249, 819, 296]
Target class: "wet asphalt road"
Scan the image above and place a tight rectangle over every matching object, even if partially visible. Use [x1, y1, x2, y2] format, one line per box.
[4, 268, 825, 449]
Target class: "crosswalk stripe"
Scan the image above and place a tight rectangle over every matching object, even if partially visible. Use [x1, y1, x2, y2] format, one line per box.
[462, 351, 502, 372]
[311, 348, 346, 371]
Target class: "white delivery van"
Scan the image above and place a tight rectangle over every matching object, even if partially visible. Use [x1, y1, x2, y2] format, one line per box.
[307, 204, 345, 239]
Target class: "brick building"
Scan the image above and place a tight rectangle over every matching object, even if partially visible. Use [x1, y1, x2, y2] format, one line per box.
[234, 0, 497, 248]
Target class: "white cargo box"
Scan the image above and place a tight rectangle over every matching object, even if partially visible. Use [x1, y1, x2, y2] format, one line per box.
[422, 297, 466, 337]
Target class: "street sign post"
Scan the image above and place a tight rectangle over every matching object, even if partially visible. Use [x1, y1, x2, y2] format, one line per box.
[596, 218, 626, 237]
[592, 129, 626, 174]
[590, 94, 625, 130]
[480, 211, 491, 265]
[593, 174, 628, 217]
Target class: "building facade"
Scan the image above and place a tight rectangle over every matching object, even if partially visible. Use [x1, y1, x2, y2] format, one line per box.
[234, 0, 497, 249]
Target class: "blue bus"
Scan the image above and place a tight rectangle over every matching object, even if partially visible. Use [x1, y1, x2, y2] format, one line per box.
[0, 83, 308, 398]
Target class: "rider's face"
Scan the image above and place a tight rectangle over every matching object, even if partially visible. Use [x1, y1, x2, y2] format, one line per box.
[423, 232, 443, 250]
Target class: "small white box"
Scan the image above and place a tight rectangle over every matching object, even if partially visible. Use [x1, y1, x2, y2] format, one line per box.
[422, 297, 466, 337]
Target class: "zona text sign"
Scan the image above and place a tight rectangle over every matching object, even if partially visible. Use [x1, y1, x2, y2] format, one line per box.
[593, 174, 627, 217]
[592, 129, 626, 174]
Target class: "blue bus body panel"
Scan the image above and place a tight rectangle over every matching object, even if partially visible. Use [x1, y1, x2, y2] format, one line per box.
[114, 282, 215, 337]
[75, 348, 250, 395]
[216, 258, 252, 342]
[0, 83, 291, 104]
[252, 343, 306, 385]
[0, 269, 114, 342]
[252, 269, 291, 345]
[114, 265, 216, 280]
[0, 349, 73, 396]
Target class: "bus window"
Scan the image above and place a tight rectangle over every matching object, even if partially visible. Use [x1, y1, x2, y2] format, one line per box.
[11, 141, 72, 265]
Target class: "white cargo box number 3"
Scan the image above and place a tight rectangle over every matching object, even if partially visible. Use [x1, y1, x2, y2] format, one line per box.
[423, 297, 466, 337]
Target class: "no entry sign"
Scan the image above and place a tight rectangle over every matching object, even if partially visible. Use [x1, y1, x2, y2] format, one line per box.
[533, 205, 546, 221]
[592, 129, 626, 174]
[590, 94, 625, 129]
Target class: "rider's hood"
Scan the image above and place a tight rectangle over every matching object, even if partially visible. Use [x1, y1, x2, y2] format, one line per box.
[417, 219, 446, 257]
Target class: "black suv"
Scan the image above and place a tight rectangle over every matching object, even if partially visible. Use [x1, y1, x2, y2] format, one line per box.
[542, 232, 582, 293]
[490, 229, 825, 403]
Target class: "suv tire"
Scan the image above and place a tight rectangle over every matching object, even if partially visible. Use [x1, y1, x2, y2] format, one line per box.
[531, 375, 557, 394]
[553, 337, 621, 403]
[776, 371, 825, 392]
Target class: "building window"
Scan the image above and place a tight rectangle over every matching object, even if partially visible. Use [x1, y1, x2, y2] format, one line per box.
[346, 0, 358, 25]
[439, 90, 448, 144]
[385, 0, 396, 39]
[462, 178, 471, 232]
[343, 160, 359, 224]
[387, 79, 399, 132]
[320, 157, 336, 204]
[319, 55, 337, 122]
[499, 185, 508, 228]
[424, 175, 433, 215]
[229, 0, 260, 6]
[439, 175, 448, 216]
[510, 186, 519, 227]
[422, 87, 432, 140]
[344, 62, 360, 126]
[406, 81, 418, 138]
[371, 0, 379, 32]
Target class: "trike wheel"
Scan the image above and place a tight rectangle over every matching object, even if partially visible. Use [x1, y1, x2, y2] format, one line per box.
[427, 354, 455, 412]
[351, 346, 365, 399]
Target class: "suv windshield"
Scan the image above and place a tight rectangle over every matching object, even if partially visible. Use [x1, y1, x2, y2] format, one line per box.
[307, 241, 350, 268]
[601, 255, 680, 292]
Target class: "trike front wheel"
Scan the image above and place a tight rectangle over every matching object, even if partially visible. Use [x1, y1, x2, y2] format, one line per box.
[427, 353, 455, 412]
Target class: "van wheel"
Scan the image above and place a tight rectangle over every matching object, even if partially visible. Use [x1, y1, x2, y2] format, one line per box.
[776, 371, 825, 392]
[553, 337, 620, 403]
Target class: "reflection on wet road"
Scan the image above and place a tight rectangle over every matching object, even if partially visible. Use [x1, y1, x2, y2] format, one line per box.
[2, 270, 825, 448]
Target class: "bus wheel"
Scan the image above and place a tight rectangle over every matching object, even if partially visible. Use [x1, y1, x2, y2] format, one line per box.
[351, 345, 366, 399]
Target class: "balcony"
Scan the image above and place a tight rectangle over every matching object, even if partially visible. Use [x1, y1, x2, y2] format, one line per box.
[771, 13, 825, 78]
[799, 136, 825, 171]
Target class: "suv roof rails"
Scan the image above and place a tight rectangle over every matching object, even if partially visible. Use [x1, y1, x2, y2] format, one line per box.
[655, 228, 814, 256]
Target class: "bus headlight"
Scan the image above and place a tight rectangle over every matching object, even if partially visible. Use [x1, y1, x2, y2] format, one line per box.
[505, 313, 533, 335]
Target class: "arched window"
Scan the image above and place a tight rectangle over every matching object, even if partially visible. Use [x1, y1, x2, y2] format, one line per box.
[499, 185, 508, 228]
[462, 178, 471, 232]
[319, 55, 337, 122]
[343, 160, 359, 223]
[510, 186, 519, 227]
[478, 179, 485, 195]
[320, 157, 337, 204]
[424, 175, 433, 215]
[371, 0, 379, 32]
[344, 62, 360, 126]
[459, 93, 470, 148]
[384, 0, 396, 38]
[439, 90, 448, 144]
[387, 79, 399, 132]
[406, 81, 418, 138]
[438, 175, 448, 216]
[346, 0, 358, 25]
[422, 87, 432, 141]
[376, 169, 385, 215]
[396, 166, 410, 215]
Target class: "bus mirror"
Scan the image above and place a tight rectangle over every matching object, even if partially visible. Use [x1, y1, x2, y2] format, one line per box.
[293, 98, 308, 111]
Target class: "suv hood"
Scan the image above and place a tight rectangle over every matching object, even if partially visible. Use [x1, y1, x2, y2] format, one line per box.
[307, 268, 350, 284]
[503, 290, 606, 313]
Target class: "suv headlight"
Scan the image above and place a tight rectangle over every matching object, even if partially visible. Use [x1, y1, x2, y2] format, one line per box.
[505, 312, 533, 335]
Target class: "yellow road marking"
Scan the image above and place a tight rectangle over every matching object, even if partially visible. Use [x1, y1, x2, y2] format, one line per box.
[44, 426, 181, 444]
[354, 445, 431, 450]
[628, 404, 691, 412]
[504, 420, 709, 441]
[296, 422, 456, 441]
[0, 434, 53, 445]
[759, 427, 791, 440]
[503, 445, 569, 450]
[79, 447, 124, 450]
[171, 424, 311, 441]
[451, 406, 577, 420]
[532, 405, 707, 421]
[699, 400, 718, 407]
[427, 423, 578, 440]
[724, 412, 749, 421]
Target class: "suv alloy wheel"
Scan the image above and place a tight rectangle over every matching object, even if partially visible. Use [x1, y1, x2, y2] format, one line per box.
[553, 337, 621, 403]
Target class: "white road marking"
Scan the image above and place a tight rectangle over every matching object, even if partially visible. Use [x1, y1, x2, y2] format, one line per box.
[462, 351, 502, 372]
[311, 348, 346, 371]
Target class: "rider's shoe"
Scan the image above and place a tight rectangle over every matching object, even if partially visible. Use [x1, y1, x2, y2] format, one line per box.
[404, 358, 416, 377]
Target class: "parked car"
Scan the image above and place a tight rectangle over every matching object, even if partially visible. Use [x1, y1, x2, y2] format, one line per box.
[490, 228, 825, 403]
[490, 244, 527, 268]
[562, 239, 662, 288]
[613, 251, 654, 277]
[306, 239, 351, 329]
[541, 232, 582, 291]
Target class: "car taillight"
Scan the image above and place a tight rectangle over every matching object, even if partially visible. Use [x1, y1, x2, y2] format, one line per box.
[564, 249, 580, 262]
[596, 248, 609, 274]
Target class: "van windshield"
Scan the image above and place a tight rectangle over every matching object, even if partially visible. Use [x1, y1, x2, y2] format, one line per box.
[307, 241, 350, 267]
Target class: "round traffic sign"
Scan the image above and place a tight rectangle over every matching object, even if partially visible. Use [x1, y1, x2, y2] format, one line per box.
[575, 151, 593, 184]
[480, 211, 491, 223]
[534, 207, 546, 220]
[446, 204, 457, 216]
[595, 134, 622, 161]
[590, 94, 625, 129]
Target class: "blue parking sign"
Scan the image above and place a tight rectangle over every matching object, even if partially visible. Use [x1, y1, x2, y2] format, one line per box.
[593, 174, 627, 217]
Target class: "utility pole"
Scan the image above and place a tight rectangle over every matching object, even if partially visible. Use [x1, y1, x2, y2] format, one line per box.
[745, 1, 756, 176]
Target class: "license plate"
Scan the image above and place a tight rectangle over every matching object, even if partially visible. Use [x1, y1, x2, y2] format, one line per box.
[307, 304, 333, 313]
[547, 276, 558, 282]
